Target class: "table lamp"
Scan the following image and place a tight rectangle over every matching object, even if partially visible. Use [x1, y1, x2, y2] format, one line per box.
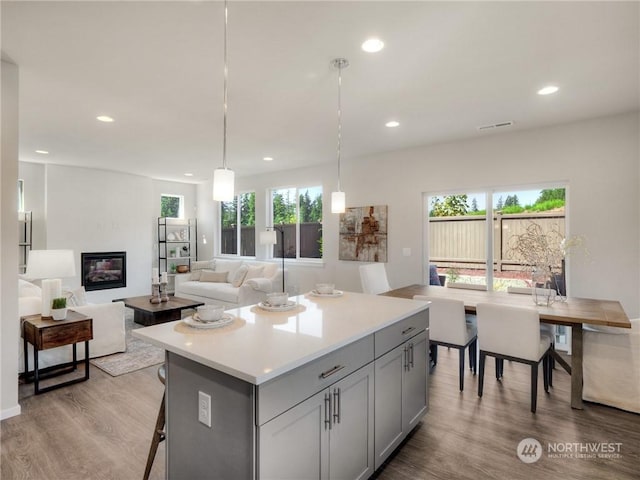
[26, 249, 76, 317]
[260, 227, 285, 293]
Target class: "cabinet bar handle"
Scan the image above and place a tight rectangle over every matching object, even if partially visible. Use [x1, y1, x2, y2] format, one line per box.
[402, 326, 416, 336]
[324, 393, 331, 430]
[404, 346, 409, 371]
[319, 365, 345, 379]
[333, 388, 341, 424]
[409, 343, 415, 369]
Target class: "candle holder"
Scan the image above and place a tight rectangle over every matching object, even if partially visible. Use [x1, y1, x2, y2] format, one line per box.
[150, 282, 162, 304]
[160, 281, 169, 302]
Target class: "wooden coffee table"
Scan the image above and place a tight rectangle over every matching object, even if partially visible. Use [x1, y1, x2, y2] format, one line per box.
[115, 295, 204, 326]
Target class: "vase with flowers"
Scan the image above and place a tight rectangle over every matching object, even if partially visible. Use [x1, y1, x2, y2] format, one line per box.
[508, 222, 586, 305]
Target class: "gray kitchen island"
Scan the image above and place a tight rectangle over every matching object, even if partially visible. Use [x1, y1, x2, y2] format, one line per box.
[133, 291, 429, 479]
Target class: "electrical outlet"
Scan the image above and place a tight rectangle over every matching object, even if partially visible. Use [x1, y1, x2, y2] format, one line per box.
[198, 391, 212, 427]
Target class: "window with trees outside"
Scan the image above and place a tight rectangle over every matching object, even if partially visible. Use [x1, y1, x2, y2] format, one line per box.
[160, 194, 184, 219]
[220, 192, 256, 256]
[427, 186, 566, 291]
[271, 186, 323, 260]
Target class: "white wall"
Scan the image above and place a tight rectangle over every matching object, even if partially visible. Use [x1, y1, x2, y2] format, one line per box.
[1, 60, 21, 419]
[45, 165, 155, 303]
[200, 112, 640, 317]
[18, 162, 46, 249]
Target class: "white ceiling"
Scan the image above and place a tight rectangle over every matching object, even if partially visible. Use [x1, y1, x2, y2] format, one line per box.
[2, 1, 638, 184]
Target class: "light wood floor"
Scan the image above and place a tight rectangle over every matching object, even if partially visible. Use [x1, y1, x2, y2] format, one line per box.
[2, 348, 639, 480]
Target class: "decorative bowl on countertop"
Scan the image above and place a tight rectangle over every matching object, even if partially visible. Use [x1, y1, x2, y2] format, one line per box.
[266, 292, 289, 306]
[196, 304, 225, 322]
[315, 283, 335, 295]
[176, 265, 190, 273]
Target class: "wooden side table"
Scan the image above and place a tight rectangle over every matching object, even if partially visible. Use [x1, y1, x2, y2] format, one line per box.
[22, 310, 93, 395]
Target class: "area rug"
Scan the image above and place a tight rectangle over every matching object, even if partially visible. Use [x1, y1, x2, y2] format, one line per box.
[90, 309, 165, 377]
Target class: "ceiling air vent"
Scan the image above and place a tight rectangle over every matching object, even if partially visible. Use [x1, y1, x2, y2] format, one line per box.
[477, 121, 514, 132]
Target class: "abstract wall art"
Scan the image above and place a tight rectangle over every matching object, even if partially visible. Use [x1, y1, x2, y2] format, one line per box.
[339, 205, 388, 262]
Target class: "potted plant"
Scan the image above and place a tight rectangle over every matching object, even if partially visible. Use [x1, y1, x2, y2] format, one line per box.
[51, 297, 68, 321]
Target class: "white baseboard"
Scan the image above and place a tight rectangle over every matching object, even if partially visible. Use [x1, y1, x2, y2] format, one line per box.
[1, 404, 21, 420]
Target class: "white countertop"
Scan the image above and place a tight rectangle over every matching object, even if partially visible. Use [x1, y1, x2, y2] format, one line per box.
[132, 291, 428, 385]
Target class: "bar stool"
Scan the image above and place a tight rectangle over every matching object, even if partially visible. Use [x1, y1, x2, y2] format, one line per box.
[143, 364, 166, 480]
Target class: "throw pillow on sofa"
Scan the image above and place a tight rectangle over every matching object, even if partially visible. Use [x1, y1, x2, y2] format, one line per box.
[215, 259, 243, 280]
[200, 270, 228, 283]
[191, 260, 215, 280]
[230, 264, 249, 287]
[62, 286, 88, 307]
[19, 279, 42, 298]
[243, 265, 265, 283]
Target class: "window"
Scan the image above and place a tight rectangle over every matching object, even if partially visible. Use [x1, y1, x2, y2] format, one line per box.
[271, 186, 323, 260]
[427, 186, 566, 290]
[160, 194, 184, 219]
[220, 192, 256, 256]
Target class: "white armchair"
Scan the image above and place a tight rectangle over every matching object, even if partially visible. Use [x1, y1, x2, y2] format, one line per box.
[583, 319, 640, 413]
[18, 280, 126, 372]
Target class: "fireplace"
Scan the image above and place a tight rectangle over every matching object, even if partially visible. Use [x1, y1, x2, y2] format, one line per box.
[81, 251, 127, 291]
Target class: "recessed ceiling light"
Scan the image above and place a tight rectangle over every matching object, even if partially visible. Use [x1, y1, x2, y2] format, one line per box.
[362, 38, 384, 53]
[537, 85, 559, 96]
[35, 150, 49, 154]
[96, 115, 114, 122]
[184, 173, 194, 177]
[385, 120, 400, 128]
[263, 156, 274, 162]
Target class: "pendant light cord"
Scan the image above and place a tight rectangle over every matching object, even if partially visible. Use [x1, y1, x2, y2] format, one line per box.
[332, 58, 349, 192]
[337, 63, 342, 191]
[222, 0, 228, 171]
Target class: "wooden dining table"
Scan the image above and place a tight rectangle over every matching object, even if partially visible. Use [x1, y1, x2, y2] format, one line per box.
[382, 284, 631, 409]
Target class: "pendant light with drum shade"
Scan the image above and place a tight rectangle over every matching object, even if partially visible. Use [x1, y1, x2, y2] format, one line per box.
[212, 0, 235, 202]
[331, 58, 349, 214]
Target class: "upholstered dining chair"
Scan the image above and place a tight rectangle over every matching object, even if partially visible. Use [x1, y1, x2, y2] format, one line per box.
[507, 286, 557, 382]
[476, 303, 552, 413]
[414, 295, 477, 391]
[359, 263, 391, 295]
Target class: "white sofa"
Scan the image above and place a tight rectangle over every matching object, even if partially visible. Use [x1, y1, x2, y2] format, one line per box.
[583, 318, 640, 414]
[174, 258, 282, 308]
[18, 279, 126, 372]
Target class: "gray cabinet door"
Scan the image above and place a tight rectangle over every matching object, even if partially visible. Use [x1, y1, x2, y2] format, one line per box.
[373, 343, 405, 469]
[329, 363, 375, 480]
[259, 389, 329, 480]
[403, 330, 428, 431]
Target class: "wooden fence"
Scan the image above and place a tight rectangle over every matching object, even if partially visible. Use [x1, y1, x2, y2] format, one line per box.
[429, 212, 565, 271]
[221, 223, 322, 258]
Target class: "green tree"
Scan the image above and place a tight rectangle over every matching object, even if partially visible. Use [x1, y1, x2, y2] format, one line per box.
[299, 191, 312, 223]
[430, 195, 469, 217]
[310, 195, 322, 222]
[471, 197, 479, 212]
[504, 195, 520, 207]
[273, 190, 296, 224]
[160, 195, 180, 218]
[221, 199, 237, 228]
[496, 196, 504, 210]
[240, 192, 255, 226]
[536, 188, 565, 203]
